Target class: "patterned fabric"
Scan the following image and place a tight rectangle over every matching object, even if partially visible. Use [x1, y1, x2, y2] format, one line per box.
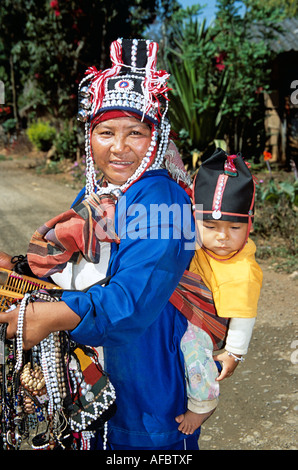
[169, 270, 230, 350]
[181, 322, 219, 410]
[27, 192, 120, 278]
[164, 141, 192, 189]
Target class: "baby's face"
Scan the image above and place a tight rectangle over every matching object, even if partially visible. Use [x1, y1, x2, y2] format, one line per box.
[197, 219, 248, 257]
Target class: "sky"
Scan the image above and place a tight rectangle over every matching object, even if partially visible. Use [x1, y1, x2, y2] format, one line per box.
[179, 0, 218, 24]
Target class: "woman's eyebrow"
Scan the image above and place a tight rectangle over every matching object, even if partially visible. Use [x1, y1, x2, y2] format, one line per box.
[97, 123, 148, 130]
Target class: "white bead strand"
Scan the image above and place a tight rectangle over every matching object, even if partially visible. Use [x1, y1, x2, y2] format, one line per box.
[15, 293, 30, 372]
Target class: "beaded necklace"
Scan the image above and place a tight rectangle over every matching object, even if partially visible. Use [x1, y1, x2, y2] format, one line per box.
[0, 294, 72, 450]
[1, 290, 116, 451]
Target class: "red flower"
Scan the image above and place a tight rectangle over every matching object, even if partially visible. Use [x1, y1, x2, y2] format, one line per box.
[215, 63, 225, 72]
[50, 0, 59, 8]
[74, 8, 83, 16]
[255, 86, 264, 94]
[214, 52, 226, 72]
[263, 151, 272, 161]
[50, 0, 60, 16]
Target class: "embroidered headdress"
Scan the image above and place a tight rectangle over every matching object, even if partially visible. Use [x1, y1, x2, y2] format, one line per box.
[194, 148, 255, 223]
[77, 38, 190, 196]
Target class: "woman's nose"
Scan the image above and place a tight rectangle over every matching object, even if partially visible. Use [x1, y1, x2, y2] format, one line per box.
[111, 135, 128, 153]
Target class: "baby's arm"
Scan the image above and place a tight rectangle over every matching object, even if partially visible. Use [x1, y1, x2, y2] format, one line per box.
[215, 317, 256, 381]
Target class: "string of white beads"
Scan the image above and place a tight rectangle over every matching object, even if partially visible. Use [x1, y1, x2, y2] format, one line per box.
[15, 293, 30, 372]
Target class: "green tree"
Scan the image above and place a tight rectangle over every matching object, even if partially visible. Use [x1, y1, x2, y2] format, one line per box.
[262, 0, 298, 17]
[164, 0, 283, 167]
[0, 0, 177, 127]
[164, 7, 230, 165]
[212, 0, 283, 157]
[0, 1, 28, 130]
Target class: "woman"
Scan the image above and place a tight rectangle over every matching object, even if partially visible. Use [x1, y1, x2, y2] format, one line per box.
[0, 39, 208, 450]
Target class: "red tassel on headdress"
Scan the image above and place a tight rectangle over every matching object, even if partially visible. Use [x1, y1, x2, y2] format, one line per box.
[224, 155, 238, 176]
[142, 42, 171, 118]
[85, 40, 123, 115]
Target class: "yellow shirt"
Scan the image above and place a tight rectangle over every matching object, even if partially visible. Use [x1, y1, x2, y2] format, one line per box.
[189, 238, 263, 318]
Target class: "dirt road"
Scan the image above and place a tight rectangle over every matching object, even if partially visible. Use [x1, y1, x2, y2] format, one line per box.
[0, 155, 297, 451]
[0, 157, 78, 255]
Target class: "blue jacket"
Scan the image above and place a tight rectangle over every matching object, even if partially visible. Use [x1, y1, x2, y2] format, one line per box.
[62, 170, 195, 447]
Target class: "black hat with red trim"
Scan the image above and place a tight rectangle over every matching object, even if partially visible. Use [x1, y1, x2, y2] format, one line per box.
[194, 148, 255, 223]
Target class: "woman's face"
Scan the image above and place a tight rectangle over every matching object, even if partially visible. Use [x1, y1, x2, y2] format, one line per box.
[91, 116, 152, 185]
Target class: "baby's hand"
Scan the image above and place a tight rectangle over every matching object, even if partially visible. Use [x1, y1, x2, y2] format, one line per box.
[215, 351, 242, 381]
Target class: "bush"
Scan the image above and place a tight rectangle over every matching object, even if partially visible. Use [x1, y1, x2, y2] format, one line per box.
[252, 178, 298, 265]
[2, 118, 17, 134]
[54, 122, 78, 161]
[26, 120, 56, 151]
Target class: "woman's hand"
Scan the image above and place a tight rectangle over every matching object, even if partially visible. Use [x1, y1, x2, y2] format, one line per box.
[0, 300, 81, 350]
[0, 252, 14, 270]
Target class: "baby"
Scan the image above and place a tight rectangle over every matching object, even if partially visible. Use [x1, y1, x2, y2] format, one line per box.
[176, 149, 263, 434]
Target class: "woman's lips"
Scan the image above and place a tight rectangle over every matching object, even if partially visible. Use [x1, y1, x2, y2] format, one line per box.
[110, 161, 133, 166]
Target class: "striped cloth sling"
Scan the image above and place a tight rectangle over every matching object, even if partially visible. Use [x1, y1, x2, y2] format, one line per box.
[27, 192, 120, 278]
[170, 270, 229, 350]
